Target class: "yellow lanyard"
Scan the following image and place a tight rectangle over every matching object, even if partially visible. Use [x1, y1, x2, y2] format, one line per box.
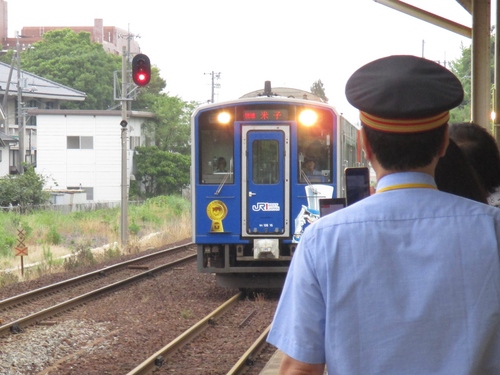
[376, 183, 437, 194]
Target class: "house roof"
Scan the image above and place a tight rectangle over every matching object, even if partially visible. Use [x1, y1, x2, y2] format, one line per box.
[27, 109, 155, 119]
[0, 131, 18, 147]
[0, 61, 86, 101]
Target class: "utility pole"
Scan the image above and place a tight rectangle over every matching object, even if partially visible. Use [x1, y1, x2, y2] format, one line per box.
[16, 31, 24, 174]
[204, 71, 221, 103]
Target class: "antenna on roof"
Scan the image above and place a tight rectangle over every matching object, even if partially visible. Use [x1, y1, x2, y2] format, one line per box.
[261, 81, 276, 97]
[264, 81, 272, 95]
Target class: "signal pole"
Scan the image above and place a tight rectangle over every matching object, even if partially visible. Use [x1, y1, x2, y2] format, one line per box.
[118, 46, 150, 249]
[204, 71, 221, 103]
[118, 26, 140, 110]
[120, 46, 128, 248]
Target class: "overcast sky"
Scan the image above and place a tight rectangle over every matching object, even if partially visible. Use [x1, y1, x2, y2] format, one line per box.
[8, 0, 478, 123]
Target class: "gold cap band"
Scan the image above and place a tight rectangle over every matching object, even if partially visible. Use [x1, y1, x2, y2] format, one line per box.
[360, 111, 450, 133]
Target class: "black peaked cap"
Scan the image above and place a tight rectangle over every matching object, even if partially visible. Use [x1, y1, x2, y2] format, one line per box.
[345, 55, 464, 120]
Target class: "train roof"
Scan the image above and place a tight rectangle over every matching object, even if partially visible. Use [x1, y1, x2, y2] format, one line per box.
[239, 87, 324, 102]
[194, 95, 337, 114]
[193, 81, 345, 118]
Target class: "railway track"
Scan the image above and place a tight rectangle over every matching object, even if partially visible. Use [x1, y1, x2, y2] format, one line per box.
[0, 243, 196, 337]
[126, 292, 277, 375]
[127, 293, 243, 375]
[227, 324, 271, 375]
[0, 241, 279, 374]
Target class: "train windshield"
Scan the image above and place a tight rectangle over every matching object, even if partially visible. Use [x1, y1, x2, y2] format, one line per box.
[297, 108, 333, 184]
[197, 113, 234, 184]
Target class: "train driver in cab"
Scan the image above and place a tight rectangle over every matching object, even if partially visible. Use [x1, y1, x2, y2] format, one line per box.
[214, 157, 227, 173]
[301, 156, 323, 182]
[302, 157, 321, 176]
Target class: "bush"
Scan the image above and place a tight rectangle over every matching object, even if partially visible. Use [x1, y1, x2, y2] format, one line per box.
[129, 220, 140, 236]
[0, 166, 51, 207]
[0, 235, 16, 258]
[45, 226, 62, 245]
[63, 248, 96, 271]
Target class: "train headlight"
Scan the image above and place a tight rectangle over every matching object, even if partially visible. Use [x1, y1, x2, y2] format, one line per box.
[217, 112, 231, 124]
[298, 109, 318, 126]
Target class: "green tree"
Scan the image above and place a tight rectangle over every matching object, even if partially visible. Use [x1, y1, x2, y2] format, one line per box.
[310, 79, 329, 103]
[12, 28, 195, 198]
[449, 34, 495, 123]
[133, 146, 190, 197]
[20, 28, 122, 110]
[141, 94, 196, 154]
[0, 49, 15, 65]
[0, 166, 50, 207]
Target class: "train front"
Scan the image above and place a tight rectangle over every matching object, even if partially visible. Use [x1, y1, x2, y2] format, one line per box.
[191, 97, 348, 289]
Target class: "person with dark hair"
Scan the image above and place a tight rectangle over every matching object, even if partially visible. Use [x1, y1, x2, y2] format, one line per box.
[214, 156, 227, 173]
[301, 157, 322, 177]
[435, 138, 488, 204]
[449, 122, 500, 207]
[267, 55, 500, 374]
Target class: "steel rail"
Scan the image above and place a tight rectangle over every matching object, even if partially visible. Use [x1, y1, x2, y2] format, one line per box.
[0, 242, 194, 311]
[126, 292, 243, 375]
[226, 323, 271, 375]
[0, 253, 196, 337]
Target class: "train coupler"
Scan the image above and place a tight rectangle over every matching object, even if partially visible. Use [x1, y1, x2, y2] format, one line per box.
[253, 239, 279, 259]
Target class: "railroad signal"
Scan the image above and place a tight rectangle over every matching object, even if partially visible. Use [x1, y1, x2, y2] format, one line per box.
[132, 53, 151, 86]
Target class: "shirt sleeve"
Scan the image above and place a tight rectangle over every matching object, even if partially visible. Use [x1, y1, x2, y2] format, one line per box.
[267, 227, 327, 364]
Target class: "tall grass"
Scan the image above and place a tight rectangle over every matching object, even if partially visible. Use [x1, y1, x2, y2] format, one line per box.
[0, 195, 192, 285]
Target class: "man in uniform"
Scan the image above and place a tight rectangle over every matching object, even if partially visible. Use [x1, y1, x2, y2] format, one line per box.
[267, 55, 500, 374]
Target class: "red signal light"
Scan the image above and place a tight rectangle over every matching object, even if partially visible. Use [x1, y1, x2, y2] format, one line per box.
[132, 53, 151, 86]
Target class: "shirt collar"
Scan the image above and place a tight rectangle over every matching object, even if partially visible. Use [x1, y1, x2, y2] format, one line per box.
[376, 172, 437, 193]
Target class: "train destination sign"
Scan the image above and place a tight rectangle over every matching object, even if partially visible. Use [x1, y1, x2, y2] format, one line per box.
[243, 109, 289, 121]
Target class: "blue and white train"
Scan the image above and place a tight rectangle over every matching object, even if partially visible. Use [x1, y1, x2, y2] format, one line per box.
[191, 82, 366, 289]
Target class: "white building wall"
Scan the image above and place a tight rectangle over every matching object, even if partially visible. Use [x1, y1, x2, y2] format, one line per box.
[36, 113, 147, 202]
[0, 147, 9, 176]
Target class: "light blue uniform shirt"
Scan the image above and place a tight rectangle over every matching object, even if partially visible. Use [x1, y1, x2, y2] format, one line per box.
[268, 172, 500, 374]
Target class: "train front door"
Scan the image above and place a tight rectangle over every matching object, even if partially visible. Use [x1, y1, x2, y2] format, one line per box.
[241, 125, 290, 237]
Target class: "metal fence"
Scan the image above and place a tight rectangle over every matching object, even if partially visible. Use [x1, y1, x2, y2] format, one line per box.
[0, 201, 145, 214]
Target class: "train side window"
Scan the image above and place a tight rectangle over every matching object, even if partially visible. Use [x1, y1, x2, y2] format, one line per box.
[199, 128, 234, 184]
[252, 140, 279, 184]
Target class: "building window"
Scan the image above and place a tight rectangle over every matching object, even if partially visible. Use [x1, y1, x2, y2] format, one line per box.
[45, 102, 54, 109]
[23, 100, 37, 126]
[67, 136, 79, 149]
[81, 136, 93, 149]
[130, 136, 141, 150]
[67, 136, 94, 149]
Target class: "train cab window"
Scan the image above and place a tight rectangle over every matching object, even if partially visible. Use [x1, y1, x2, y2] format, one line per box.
[297, 113, 333, 184]
[199, 128, 234, 184]
[252, 140, 279, 184]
